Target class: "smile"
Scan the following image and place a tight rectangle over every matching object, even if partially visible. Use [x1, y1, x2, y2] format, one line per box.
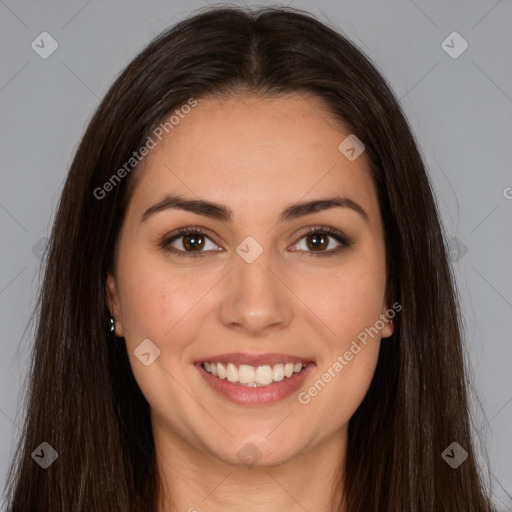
[202, 361, 307, 387]
[196, 355, 315, 406]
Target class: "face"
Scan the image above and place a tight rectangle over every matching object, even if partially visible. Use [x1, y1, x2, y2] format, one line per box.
[107, 93, 393, 468]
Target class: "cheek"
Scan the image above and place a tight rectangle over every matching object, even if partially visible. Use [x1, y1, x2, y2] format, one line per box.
[295, 249, 386, 406]
[298, 252, 386, 418]
[115, 249, 190, 343]
[302, 256, 387, 345]
[297, 272, 385, 431]
[115, 255, 206, 415]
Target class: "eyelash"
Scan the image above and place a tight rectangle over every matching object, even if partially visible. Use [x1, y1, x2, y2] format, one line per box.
[159, 225, 353, 258]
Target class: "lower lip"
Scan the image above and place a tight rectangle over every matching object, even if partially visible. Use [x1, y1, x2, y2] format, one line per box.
[196, 362, 315, 406]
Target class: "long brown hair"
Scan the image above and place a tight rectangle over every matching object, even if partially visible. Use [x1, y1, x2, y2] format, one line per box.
[3, 5, 496, 511]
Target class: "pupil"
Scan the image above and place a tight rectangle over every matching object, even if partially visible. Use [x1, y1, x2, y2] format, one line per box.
[184, 234, 204, 251]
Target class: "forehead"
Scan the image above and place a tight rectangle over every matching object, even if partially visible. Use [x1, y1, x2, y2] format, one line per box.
[126, 93, 378, 222]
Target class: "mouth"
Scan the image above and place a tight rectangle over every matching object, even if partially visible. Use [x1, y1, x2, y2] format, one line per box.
[201, 361, 308, 387]
[195, 353, 315, 406]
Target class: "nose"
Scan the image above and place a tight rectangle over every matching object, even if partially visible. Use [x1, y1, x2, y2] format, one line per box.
[218, 245, 293, 337]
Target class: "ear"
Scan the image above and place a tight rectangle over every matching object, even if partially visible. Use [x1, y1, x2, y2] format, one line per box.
[380, 305, 395, 339]
[106, 271, 124, 337]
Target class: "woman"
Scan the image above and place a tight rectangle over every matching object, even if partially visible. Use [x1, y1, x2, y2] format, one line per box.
[3, 5, 496, 511]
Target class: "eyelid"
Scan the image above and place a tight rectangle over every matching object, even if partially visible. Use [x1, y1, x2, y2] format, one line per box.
[159, 225, 352, 257]
[159, 226, 221, 258]
[290, 225, 352, 256]
[294, 225, 351, 245]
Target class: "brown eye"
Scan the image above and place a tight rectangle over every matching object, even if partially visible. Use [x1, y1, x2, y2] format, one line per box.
[289, 226, 352, 256]
[305, 232, 329, 251]
[181, 233, 205, 252]
[160, 226, 351, 258]
[160, 227, 221, 257]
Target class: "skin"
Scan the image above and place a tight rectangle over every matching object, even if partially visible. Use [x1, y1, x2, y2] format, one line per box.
[107, 93, 394, 512]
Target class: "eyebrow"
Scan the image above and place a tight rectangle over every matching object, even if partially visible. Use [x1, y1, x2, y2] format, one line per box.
[140, 193, 369, 224]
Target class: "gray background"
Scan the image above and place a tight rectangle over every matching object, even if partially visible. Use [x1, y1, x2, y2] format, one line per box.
[0, 0, 511, 509]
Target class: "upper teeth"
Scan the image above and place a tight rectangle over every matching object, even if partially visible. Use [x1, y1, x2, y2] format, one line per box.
[202, 362, 306, 387]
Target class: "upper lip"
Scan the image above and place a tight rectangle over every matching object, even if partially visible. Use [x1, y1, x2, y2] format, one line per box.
[195, 353, 314, 366]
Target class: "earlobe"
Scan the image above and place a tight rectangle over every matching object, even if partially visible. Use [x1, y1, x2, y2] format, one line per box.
[381, 318, 394, 339]
[106, 272, 124, 337]
[380, 305, 395, 339]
